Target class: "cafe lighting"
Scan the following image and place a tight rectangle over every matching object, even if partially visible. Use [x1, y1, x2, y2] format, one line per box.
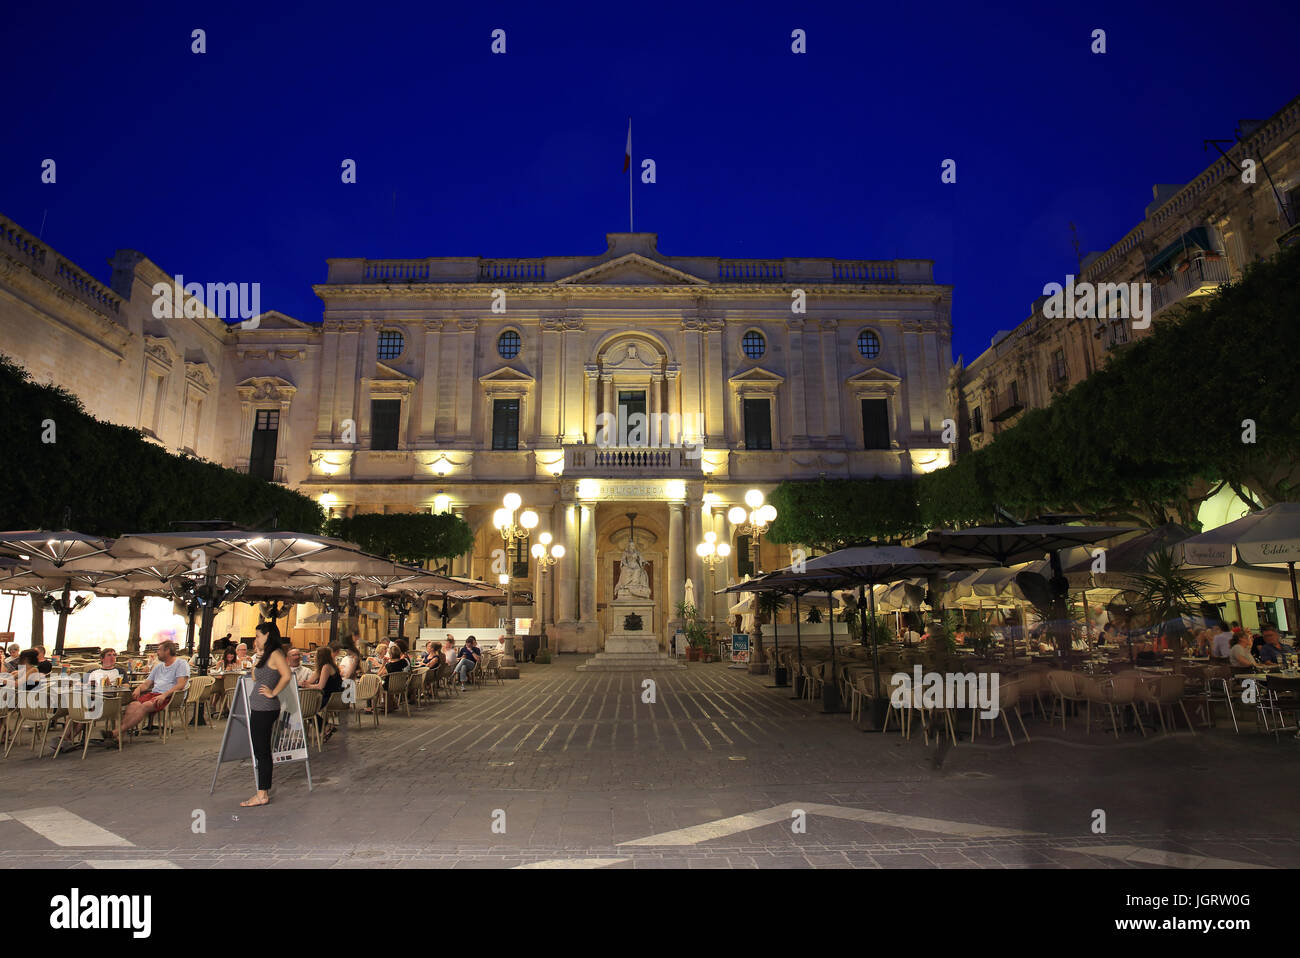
[551, 544, 565, 559]
[503, 492, 522, 512]
[520, 509, 539, 530]
[745, 488, 764, 509]
[540, 531, 552, 546]
[728, 505, 747, 525]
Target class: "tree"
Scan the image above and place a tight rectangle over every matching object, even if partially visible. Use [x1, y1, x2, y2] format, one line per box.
[325, 512, 475, 565]
[0, 354, 323, 535]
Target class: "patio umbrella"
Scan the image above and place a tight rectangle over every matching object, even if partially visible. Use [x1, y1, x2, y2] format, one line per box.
[0, 531, 115, 568]
[1179, 502, 1300, 627]
[921, 524, 1130, 663]
[726, 547, 990, 717]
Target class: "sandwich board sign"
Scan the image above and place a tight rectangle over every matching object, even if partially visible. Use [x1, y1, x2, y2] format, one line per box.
[210, 673, 312, 794]
[728, 633, 750, 668]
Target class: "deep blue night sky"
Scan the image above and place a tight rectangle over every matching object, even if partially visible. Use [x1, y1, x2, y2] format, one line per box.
[5, 0, 1296, 362]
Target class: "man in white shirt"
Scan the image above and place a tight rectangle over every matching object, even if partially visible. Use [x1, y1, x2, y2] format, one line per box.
[287, 647, 312, 685]
[1211, 626, 1234, 658]
[87, 648, 125, 686]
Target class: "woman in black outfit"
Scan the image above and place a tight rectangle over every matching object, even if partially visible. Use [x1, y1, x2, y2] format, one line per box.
[300, 646, 344, 742]
[241, 622, 292, 808]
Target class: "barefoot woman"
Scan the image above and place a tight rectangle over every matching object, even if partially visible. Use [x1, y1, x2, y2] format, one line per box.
[242, 622, 292, 808]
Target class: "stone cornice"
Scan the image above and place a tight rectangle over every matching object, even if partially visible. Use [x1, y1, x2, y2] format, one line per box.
[314, 282, 953, 301]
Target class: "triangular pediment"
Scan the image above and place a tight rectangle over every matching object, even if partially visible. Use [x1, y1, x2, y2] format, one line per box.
[556, 253, 709, 286]
[845, 366, 902, 386]
[374, 361, 414, 381]
[728, 367, 786, 387]
[239, 310, 314, 330]
[478, 366, 535, 386]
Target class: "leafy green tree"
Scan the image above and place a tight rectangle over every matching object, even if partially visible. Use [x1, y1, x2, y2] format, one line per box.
[0, 354, 322, 534]
[325, 512, 474, 565]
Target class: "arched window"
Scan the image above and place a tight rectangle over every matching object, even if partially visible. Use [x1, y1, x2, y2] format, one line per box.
[498, 330, 521, 359]
[377, 330, 404, 360]
[857, 329, 881, 359]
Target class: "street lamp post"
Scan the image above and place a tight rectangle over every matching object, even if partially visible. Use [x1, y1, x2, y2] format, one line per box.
[729, 489, 777, 674]
[493, 492, 539, 679]
[695, 531, 731, 637]
[530, 533, 565, 654]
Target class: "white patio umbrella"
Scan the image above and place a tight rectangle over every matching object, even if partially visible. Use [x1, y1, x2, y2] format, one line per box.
[1179, 503, 1300, 628]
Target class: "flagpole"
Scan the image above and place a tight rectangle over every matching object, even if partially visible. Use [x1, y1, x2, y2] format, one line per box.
[628, 117, 633, 232]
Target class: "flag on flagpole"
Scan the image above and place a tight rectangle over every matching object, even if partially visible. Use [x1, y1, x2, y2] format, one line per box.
[623, 120, 631, 173]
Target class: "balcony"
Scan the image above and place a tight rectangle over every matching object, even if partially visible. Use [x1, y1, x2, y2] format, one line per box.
[563, 444, 703, 477]
[1151, 256, 1231, 314]
[989, 390, 1025, 423]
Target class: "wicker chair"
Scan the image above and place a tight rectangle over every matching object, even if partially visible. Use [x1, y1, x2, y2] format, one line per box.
[160, 682, 197, 743]
[1045, 671, 1085, 728]
[384, 671, 412, 717]
[5, 701, 66, 758]
[297, 689, 323, 751]
[54, 693, 124, 759]
[181, 676, 216, 730]
[970, 678, 1030, 746]
[1141, 675, 1195, 734]
[322, 689, 350, 732]
[1101, 673, 1147, 738]
[353, 673, 382, 726]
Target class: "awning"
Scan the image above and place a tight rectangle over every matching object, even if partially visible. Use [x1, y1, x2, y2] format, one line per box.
[1147, 227, 1222, 274]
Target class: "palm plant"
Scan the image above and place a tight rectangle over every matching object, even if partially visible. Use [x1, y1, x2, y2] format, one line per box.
[1128, 546, 1207, 673]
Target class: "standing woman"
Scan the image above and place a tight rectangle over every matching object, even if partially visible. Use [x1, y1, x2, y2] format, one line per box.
[242, 622, 292, 808]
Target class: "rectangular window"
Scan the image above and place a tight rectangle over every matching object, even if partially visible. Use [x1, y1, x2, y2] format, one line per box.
[370, 399, 401, 450]
[618, 390, 647, 445]
[512, 536, 530, 579]
[743, 398, 772, 450]
[1051, 349, 1067, 382]
[971, 406, 983, 435]
[736, 534, 754, 578]
[1010, 380, 1021, 405]
[151, 375, 166, 435]
[861, 398, 890, 450]
[491, 398, 520, 450]
[248, 408, 279, 481]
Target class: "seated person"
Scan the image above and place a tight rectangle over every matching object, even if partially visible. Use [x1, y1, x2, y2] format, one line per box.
[299, 646, 344, 741]
[420, 640, 445, 669]
[1227, 634, 1260, 669]
[214, 646, 240, 674]
[1210, 624, 1234, 659]
[380, 644, 409, 690]
[87, 648, 125, 686]
[367, 642, 390, 674]
[1257, 626, 1288, 666]
[33, 645, 54, 675]
[233, 643, 252, 670]
[453, 636, 481, 689]
[3, 642, 19, 672]
[116, 640, 190, 738]
[287, 647, 313, 685]
[2, 650, 43, 690]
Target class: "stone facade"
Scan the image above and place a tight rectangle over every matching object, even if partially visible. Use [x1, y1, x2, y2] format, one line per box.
[952, 94, 1300, 455]
[0, 224, 954, 651]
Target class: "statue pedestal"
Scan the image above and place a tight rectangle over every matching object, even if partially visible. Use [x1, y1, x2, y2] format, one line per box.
[578, 598, 683, 671]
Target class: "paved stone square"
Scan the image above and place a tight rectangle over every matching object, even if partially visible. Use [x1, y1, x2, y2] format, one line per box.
[2, 658, 1297, 869]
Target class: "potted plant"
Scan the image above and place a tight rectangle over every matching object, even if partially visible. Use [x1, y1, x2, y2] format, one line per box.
[806, 605, 822, 624]
[675, 600, 708, 662]
[1129, 546, 1208, 675]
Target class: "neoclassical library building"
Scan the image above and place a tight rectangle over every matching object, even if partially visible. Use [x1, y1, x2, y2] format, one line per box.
[0, 221, 954, 651]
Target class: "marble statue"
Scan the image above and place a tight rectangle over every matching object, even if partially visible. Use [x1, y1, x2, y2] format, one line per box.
[614, 539, 652, 599]
[684, 577, 695, 610]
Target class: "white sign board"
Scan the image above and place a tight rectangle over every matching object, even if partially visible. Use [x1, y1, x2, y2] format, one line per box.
[210, 674, 312, 794]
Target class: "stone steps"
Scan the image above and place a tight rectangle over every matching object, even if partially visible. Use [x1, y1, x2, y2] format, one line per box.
[576, 651, 686, 672]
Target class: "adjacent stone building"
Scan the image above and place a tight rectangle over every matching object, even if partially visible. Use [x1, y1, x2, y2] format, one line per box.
[952, 94, 1300, 456]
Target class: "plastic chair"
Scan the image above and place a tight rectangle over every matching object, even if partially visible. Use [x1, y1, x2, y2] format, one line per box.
[353, 673, 382, 726]
[297, 689, 323, 751]
[54, 693, 124, 759]
[384, 671, 412, 717]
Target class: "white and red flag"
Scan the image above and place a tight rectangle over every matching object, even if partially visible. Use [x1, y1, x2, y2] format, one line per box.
[623, 120, 631, 173]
